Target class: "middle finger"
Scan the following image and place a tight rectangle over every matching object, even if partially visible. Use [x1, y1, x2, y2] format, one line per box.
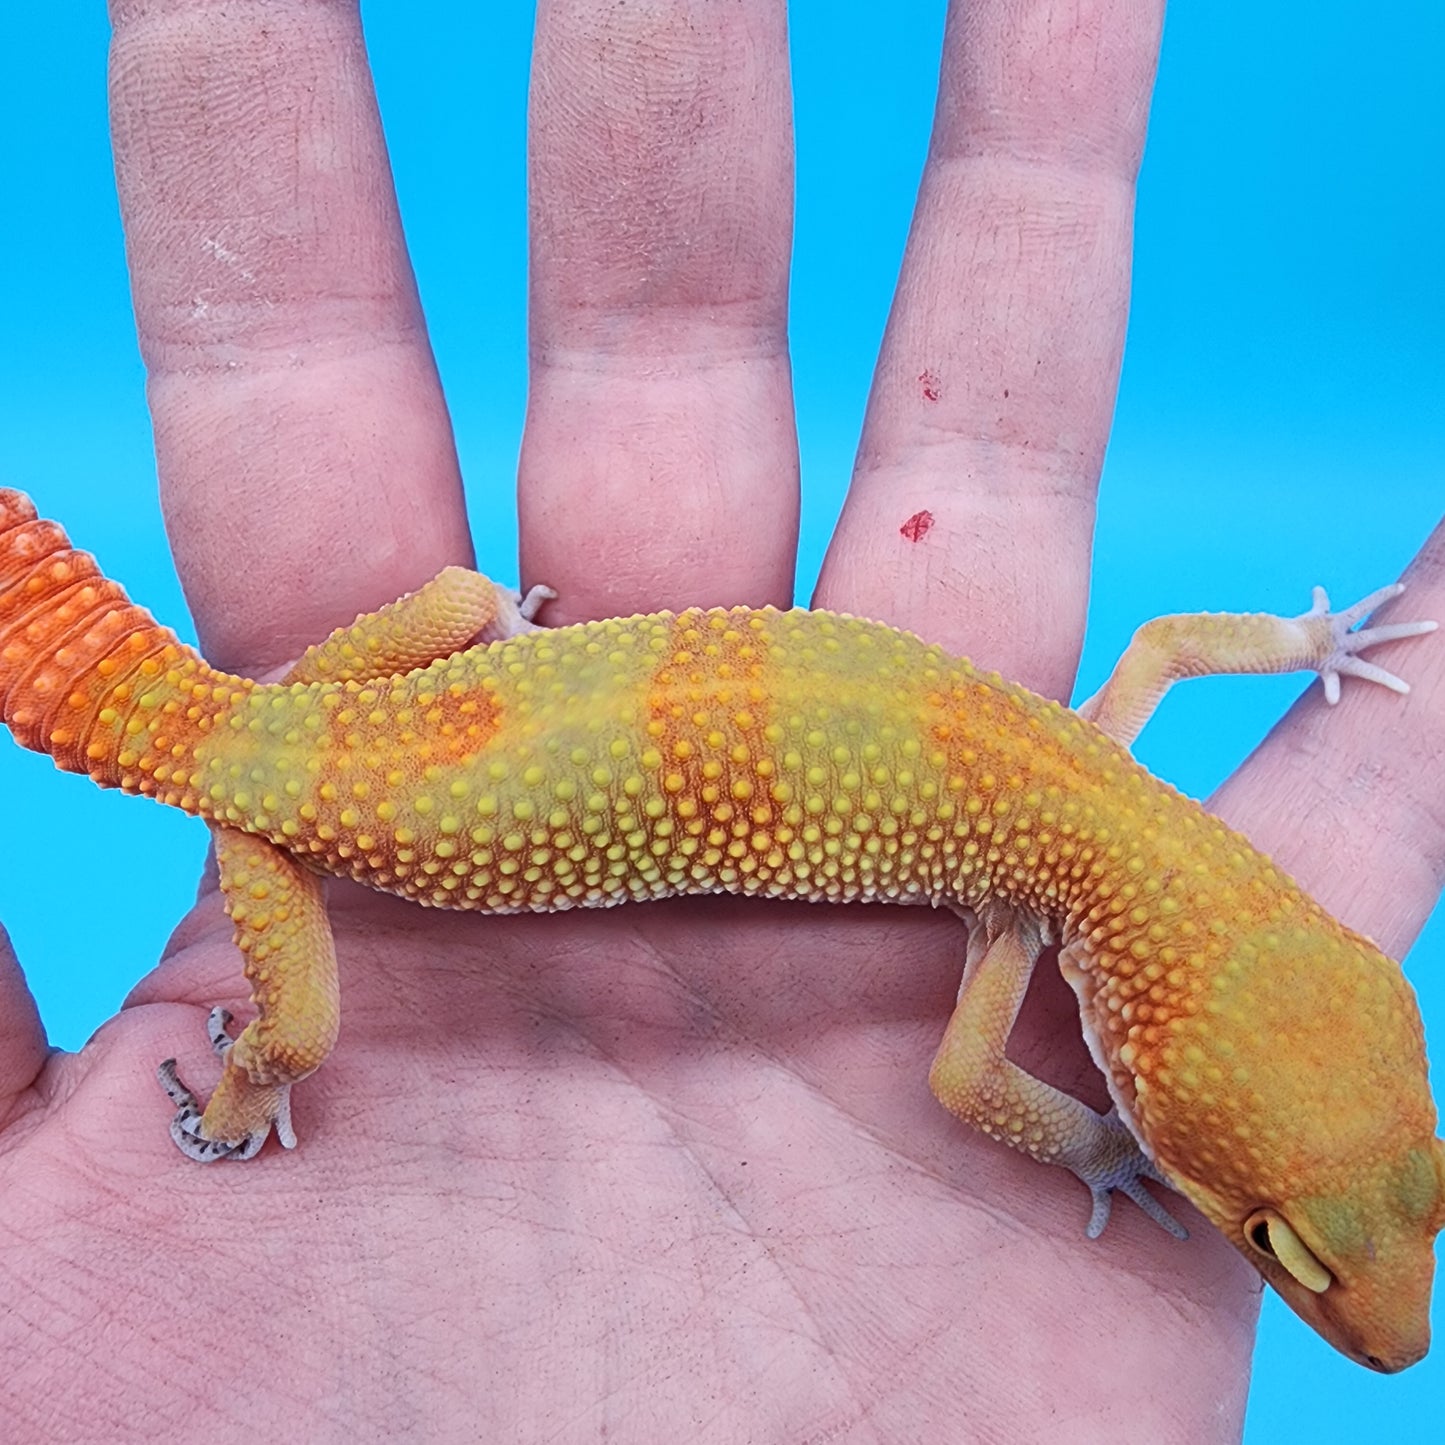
[520, 0, 798, 620]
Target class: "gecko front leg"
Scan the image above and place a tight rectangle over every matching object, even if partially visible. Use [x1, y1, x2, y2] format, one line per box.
[1077, 583, 1436, 749]
[928, 903, 1186, 1238]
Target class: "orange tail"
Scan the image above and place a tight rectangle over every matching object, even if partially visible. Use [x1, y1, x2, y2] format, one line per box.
[0, 489, 234, 799]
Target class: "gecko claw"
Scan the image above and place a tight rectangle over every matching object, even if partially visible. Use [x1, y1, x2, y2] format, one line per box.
[1081, 1172, 1189, 1242]
[1304, 583, 1438, 706]
[1090, 1176, 1190, 1241]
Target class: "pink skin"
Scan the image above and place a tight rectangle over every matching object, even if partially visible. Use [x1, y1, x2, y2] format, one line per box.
[0, 1, 1440, 1438]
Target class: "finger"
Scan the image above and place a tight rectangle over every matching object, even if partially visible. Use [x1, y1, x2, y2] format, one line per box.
[109, 0, 469, 676]
[0, 924, 48, 1112]
[521, 0, 797, 620]
[817, 0, 1166, 698]
[1211, 519, 1445, 956]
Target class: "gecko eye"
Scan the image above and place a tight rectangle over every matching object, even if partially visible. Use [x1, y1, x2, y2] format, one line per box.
[1243, 1208, 1333, 1293]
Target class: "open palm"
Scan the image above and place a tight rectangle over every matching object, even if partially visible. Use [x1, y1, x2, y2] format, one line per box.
[2, 4, 1441, 1440]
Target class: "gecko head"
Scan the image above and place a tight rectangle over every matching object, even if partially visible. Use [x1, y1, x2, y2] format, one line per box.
[1223, 1138, 1445, 1372]
[1143, 921, 1444, 1371]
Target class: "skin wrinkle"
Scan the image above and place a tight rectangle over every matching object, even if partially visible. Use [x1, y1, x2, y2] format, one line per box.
[605, 912, 1068, 1271]
[589, 1061, 846, 1367]
[628, 971, 927, 1202]
[507, 914, 1049, 1414]
[532, 321, 789, 369]
[934, 63, 1159, 177]
[875, 423, 1108, 484]
[146, 312, 435, 373]
[930, 115, 1153, 177]
[495, 1100, 832, 1445]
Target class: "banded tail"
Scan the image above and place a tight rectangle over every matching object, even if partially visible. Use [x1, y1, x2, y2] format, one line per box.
[0, 489, 239, 800]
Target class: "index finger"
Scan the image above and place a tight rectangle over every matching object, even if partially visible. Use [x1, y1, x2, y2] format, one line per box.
[109, 0, 469, 676]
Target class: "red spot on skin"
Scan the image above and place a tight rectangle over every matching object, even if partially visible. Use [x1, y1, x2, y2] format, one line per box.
[918, 369, 941, 403]
[899, 510, 935, 544]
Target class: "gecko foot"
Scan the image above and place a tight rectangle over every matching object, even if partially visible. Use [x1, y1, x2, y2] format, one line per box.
[156, 1007, 295, 1163]
[1069, 1108, 1189, 1241]
[516, 582, 558, 623]
[480, 582, 558, 641]
[1304, 583, 1438, 705]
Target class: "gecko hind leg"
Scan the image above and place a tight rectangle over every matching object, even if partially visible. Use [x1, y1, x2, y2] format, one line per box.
[284, 566, 557, 685]
[157, 828, 338, 1163]
[155, 567, 558, 1159]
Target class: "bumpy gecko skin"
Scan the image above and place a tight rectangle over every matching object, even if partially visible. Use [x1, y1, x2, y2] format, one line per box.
[0, 487, 1440, 1372]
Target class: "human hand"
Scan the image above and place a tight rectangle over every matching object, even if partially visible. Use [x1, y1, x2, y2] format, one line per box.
[2, 3, 1440, 1440]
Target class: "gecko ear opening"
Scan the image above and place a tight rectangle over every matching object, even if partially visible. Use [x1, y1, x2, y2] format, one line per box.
[1244, 1208, 1332, 1293]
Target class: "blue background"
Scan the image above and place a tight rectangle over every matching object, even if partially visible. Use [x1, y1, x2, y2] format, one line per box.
[1, 3, 1440, 1437]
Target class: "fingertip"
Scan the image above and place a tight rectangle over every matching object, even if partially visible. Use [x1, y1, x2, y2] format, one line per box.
[0, 921, 51, 1109]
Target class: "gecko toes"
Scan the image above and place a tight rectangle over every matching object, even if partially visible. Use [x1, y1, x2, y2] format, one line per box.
[1308, 581, 1437, 707]
[156, 1012, 291, 1163]
[1074, 1109, 1189, 1241]
[156, 1057, 253, 1161]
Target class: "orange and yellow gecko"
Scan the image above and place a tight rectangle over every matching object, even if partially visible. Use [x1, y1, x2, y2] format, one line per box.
[0, 487, 1440, 1372]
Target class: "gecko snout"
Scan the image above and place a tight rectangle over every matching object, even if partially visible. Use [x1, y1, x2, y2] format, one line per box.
[1238, 1197, 1437, 1373]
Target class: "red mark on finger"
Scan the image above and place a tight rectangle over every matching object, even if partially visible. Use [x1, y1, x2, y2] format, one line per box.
[899, 510, 935, 544]
[918, 369, 941, 402]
